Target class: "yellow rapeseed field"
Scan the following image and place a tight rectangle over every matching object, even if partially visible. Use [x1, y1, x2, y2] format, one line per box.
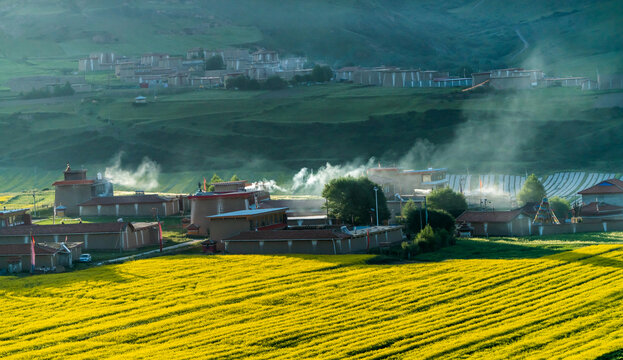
[1, 246, 623, 359]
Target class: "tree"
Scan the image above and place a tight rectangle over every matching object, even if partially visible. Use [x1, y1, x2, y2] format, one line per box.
[311, 65, 333, 82]
[550, 196, 571, 220]
[404, 207, 455, 235]
[205, 55, 225, 70]
[322, 177, 389, 225]
[225, 75, 260, 90]
[518, 174, 546, 205]
[263, 75, 287, 90]
[230, 174, 241, 181]
[208, 173, 223, 192]
[401, 199, 417, 219]
[426, 188, 467, 217]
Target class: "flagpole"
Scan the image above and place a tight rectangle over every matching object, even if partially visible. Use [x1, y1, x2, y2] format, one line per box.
[30, 232, 35, 274]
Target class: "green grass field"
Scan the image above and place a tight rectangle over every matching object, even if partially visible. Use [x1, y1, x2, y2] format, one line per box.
[1, 236, 623, 359]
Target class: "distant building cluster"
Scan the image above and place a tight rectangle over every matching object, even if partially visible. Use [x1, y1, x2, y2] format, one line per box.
[335, 67, 471, 88]
[79, 48, 312, 88]
[469, 68, 623, 91]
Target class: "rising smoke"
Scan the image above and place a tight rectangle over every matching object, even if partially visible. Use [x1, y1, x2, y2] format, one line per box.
[104, 153, 160, 190]
[289, 158, 376, 194]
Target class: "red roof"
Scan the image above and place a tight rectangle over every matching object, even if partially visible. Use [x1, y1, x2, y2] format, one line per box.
[0, 244, 60, 256]
[456, 208, 527, 223]
[52, 180, 94, 186]
[0, 223, 127, 236]
[79, 195, 174, 206]
[579, 202, 623, 217]
[578, 179, 623, 195]
[224, 230, 350, 241]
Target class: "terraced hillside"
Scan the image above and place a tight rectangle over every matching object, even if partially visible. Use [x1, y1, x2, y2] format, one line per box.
[447, 172, 620, 203]
[1, 243, 623, 359]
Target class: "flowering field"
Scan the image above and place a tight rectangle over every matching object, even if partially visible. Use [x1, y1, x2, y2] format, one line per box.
[1, 246, 623, 359]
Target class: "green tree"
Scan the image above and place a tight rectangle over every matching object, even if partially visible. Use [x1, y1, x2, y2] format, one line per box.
[426, 188, 467, 217]
[230, 174, 241, 181]
[404, 207, 455, 235]
[205, 55, 225, 70]
[311, 65, 333, 82]
[208, 173, 223, 192]
[550, 196, 571, 220]
[518, 174, 546, 205]
[322, 177, 389, 225]
[401, 199, 417, 219]
[263, 75, 287, 90]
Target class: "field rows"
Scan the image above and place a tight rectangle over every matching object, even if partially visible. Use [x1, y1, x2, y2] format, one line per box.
[1, 248, 623, 359]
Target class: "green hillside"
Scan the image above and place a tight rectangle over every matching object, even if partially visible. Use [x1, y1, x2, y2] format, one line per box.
[0, 84, 622, 193]
[0, 0, 620, 75]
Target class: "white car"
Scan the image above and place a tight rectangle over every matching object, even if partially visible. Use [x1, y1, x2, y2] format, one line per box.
[79, 254, 92, 263]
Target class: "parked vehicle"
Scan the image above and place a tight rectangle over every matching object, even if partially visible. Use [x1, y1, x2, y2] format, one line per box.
[79, 254, 92, 263]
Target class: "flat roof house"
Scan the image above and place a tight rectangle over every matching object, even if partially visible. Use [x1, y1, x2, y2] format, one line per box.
[0, 222, 160, 251]
[0, 242, 82, 273]
[207, 207, 288, 249]
[78, 193, 179, 217]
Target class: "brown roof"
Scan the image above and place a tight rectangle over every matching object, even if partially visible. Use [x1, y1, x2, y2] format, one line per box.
[52, 180, 94, 186]
[456, 208, 526, 223]
[259, 199, 326, 215]
[224, 230, 350, 241]
[579, 202, 623, 217]
[79, 195, 173, 206]
[211, 180, 247, 186]
[578, 179, 623, 195]
[0, 223, 127, 236]
[0, 244, 60, 256]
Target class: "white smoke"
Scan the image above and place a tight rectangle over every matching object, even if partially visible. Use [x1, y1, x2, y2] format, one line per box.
[290, 158, 376, 194]
[104, 154, 160, 190]
[246, 179, 287, 193]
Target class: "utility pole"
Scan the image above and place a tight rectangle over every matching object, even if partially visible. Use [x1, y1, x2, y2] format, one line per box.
[373, 186, 379, 227]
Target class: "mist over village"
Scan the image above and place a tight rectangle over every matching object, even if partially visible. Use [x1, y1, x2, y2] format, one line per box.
[1, 1, 623, 359]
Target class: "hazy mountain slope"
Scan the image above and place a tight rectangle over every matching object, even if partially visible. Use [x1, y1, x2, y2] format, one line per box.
[0, 0, 620, 74]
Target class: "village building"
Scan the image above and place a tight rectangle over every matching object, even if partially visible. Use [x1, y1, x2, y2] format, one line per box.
[488, 68, 544, 90]
[456, 207, 536, 237]
[78, 52, 118, 72]
[597, 74, 623, 90]
[578, 202, 623, 221]
[249, 50, 280, 80]
[188, 180, 270, 236]
[77, 193, 180, 217]
[141, 53, 170, 66]
[0, 242, 82, 273]
[471, 72, 491, 86]
[6, 76, 91, 93]
[541, 77, 588, 88]
[578, 178, 623, 207]
[53, 165, 113, 217]
[259, 199, 330, 226]
[222, 225, 403, 255]
[280, 57, 307, 71]
[0, 222, 160, 251]
[207, 207, 289, 247]
[0, 208, 31, 228]
[367, 167, 448, 195]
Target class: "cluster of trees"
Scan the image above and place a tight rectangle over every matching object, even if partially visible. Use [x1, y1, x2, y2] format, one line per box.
[205, 55, 225, 71]
[518, 174, 571, 220]
[20, 82, 75, 99]
[225, 75, 288, 91]
[322, 177, 390, 225]
[292, 65, 333, 84]
[401, 225, 456, 258]
[205, 173, 241, 192]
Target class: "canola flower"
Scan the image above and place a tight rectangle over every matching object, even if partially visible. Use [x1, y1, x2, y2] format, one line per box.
[0, 247, 622, 359]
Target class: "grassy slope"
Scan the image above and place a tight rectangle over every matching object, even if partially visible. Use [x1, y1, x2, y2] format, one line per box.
[1, 239, 623, 358]
[0, 84, 622, 193]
